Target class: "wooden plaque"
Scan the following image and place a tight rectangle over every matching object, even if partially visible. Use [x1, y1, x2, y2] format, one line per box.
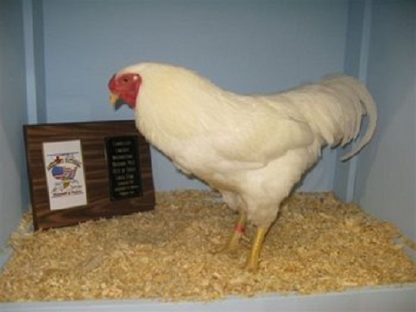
[24, 120, 155, 230]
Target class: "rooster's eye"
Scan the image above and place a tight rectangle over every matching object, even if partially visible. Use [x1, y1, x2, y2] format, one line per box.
[122, 77, 129, 83]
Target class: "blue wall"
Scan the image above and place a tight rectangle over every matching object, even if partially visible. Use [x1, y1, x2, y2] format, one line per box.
[3, 0, 413, 249]
[0, 0, 28, 247]
[354, 0, 416, 240]
[38, 0, 349, 191]
[24, 0, 47, 124]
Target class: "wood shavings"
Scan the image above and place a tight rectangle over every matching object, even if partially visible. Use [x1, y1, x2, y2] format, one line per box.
[0, 190, 415, 302]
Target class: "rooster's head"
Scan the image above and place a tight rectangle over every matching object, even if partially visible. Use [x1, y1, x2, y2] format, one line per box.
[108, 72, 141, 109]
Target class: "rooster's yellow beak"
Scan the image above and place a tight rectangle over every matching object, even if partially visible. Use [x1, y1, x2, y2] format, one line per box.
[109, 93, 119, 105]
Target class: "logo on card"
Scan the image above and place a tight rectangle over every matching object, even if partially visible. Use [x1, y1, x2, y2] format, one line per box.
[46, 153, 84, 197]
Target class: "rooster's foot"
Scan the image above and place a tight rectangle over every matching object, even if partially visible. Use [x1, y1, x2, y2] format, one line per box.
[244, 226, 267, 272]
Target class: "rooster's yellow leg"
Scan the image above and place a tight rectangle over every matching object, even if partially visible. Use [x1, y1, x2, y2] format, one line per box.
[245, 226, 267, 271]
[218, 212, 247, 253]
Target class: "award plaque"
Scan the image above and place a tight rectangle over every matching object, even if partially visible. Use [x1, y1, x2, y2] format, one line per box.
[24, 120, 155, 230]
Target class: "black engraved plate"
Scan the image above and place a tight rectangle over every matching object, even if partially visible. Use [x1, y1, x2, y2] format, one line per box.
[105, 135, 143, 200]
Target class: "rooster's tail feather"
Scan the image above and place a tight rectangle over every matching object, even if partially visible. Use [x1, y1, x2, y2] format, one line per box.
[321, 75, 377, 161]
[341, 77, 377, 161]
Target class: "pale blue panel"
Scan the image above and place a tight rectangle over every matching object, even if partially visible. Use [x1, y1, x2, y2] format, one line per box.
[334, 0, 373, 202]
[355, 0, 416, 240]
[41, 0, 348, 191]
[23, 0, 47, 124]
[0, 285, 415, 312]
[0, 0, 28, 247]
[32, 0, 47, 123]
[333, 0, 366, 201]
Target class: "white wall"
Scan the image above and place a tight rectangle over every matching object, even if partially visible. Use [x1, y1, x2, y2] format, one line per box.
[0, 0, 28, 247]
[39, 0, 348, 191]
[354, 0, 416, 240]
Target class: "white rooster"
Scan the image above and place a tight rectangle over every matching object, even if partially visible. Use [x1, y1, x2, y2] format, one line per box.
[108, 63, 377, 271]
